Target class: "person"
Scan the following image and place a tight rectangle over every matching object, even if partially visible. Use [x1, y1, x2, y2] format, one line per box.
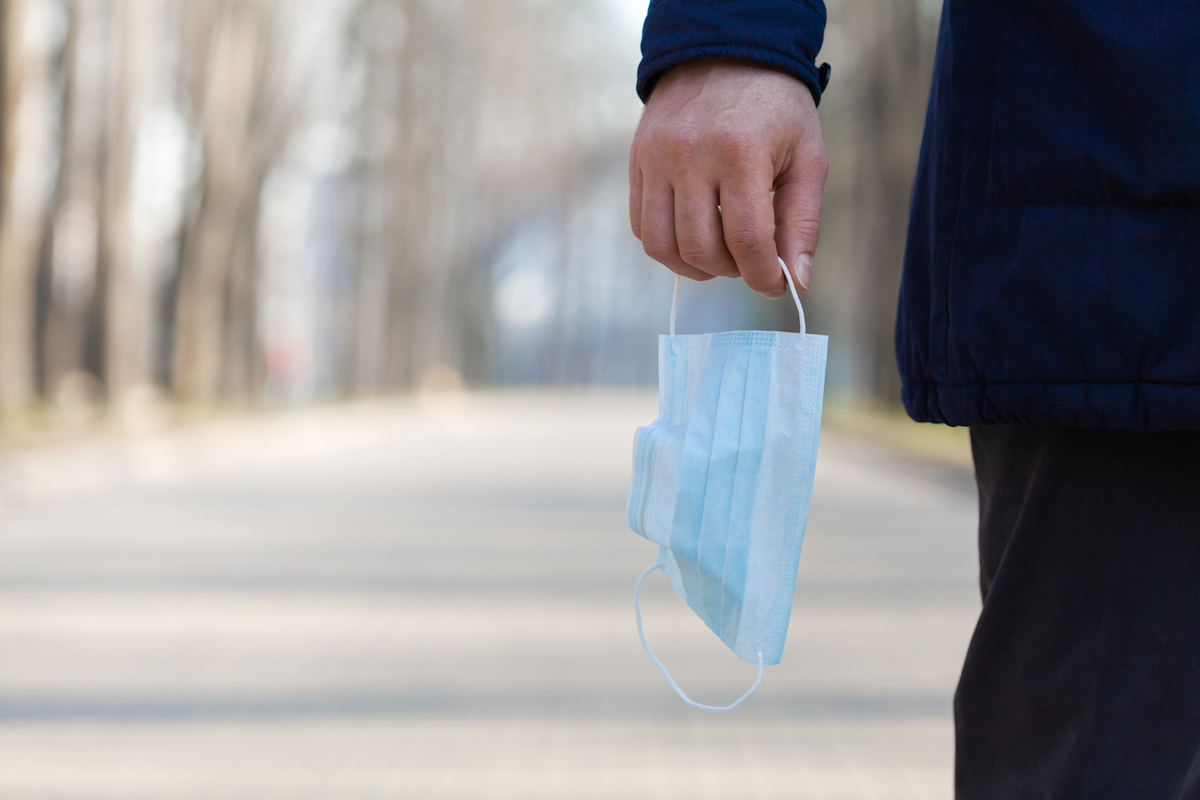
[628, 1, 1200, 796]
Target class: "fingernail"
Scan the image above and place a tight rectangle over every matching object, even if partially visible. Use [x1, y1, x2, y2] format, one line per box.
[796, 253, 812, 290]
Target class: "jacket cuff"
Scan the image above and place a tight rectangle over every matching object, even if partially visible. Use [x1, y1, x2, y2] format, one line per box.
[637, 0, 829, 104]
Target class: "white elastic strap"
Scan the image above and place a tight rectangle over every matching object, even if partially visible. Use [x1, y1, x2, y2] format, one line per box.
[634, 562, 764, 711]
[668, 260, 805, 338]
[778, 256, 806, 337]
[669, 275, 681, 340]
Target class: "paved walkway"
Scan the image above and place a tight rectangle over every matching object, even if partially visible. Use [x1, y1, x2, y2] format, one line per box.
[0, 392, 980, 799]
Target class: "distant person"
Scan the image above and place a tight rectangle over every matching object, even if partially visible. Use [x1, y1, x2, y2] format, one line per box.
[629, 1, 1200, 796]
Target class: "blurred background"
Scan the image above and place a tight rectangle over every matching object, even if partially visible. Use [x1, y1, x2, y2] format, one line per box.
[0, 2, 981, 798]
[0, 0, 940, 428]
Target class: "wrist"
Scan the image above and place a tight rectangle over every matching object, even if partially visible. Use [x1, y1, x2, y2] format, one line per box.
[648, 57, 820, 106]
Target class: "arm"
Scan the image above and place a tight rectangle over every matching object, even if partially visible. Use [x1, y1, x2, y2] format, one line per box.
[630, 1, 829, 298]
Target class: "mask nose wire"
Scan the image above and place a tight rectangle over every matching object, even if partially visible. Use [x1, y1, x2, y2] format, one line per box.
[634, 561, 765, 712]
[668, 259, 806, 339]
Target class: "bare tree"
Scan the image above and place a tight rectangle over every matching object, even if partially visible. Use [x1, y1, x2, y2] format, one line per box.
[0, 0, 42, 418]
[99, 0, 154, 408]
[840, 0, 933, 404]
[172, 0, 294, 404]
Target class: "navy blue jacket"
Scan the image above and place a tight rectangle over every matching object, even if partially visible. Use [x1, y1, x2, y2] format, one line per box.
[640, 1, 1200, 431]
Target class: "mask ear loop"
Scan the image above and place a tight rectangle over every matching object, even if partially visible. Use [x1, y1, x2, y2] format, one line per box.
[634, 562, 764, 711]
[778, 257, 806, 337]
[669, 275, 681, 340]
[669, 259, 805, 339]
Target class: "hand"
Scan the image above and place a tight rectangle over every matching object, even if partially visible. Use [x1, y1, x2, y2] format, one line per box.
[629, 59, 827, 298]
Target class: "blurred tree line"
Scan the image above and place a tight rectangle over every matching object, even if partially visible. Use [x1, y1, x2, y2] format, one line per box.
[0, 0, 938, 430]
[0, 0, 645, 426]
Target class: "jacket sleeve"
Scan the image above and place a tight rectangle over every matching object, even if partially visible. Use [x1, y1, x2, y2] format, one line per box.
[637, 0, 830, 104]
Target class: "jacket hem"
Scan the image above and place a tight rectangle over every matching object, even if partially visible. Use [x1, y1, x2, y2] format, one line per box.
[903, 381, 1200, 432]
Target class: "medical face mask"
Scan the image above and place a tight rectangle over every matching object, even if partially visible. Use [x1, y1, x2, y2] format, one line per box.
[627, 258, 827, 710]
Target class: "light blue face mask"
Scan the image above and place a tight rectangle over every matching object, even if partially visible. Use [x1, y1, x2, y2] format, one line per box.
[627, 258, 827, 710]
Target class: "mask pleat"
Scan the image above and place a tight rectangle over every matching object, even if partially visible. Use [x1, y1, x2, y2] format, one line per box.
[742, 336, 825, 663]
[692, 343, 754, 640]
[670, 341, 729, 635]
[717, 341, 773, 643]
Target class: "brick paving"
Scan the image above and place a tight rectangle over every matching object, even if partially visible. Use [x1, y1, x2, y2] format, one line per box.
[0, 392, 980, 799]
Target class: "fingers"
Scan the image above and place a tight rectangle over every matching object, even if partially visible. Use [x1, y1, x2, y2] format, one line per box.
[674, 183, 738, 278]
[719, 168, 785, 298]
[639, 176, 714, 282]
[633, 135, 735, 280]
[631, 151, 820, 296]
[773, 149, 828, 292]
[628, 59, 826, 297]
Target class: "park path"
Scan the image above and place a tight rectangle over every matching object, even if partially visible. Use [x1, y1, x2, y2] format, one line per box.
[0, 391, 979, 799]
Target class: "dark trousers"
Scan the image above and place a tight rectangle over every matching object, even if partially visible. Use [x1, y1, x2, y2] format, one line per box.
[960, 426, 1200, 799]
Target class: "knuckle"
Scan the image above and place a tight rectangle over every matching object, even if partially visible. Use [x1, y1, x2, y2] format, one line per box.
[645, 125, 701, 167]
[676, 238, 710, 267]
[800, 148, 829, 183]
[794, 218, 822, 244]
[724, 225, 772, 259]
[714, 132, 758, 165]
[670, 129, 702, 163]
[642, 235, 677, 262]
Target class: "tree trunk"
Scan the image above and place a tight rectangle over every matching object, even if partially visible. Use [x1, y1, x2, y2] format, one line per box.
[173, 0, 263, 404]
[102, 0, 154, 409]
[0, 0, 39, 418]
[847, 0, 929, 406]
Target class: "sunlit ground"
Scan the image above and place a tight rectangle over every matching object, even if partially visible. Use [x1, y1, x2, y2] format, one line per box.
[0, 390, 979, 799]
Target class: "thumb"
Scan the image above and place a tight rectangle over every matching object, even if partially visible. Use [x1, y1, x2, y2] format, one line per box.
[773, 166, 825, 291]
